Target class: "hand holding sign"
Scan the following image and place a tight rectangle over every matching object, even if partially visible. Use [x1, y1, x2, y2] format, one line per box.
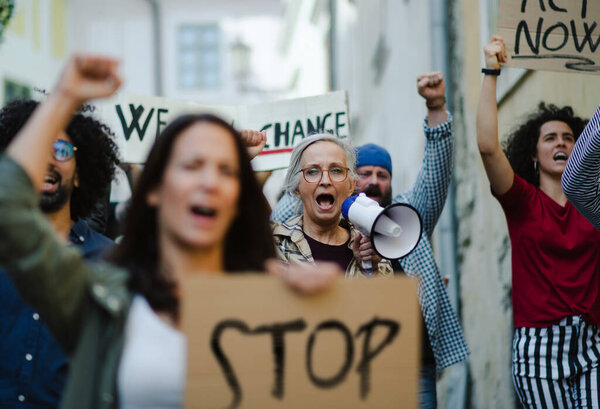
[484, 35, 508, 69]
[266, 259, 341, 295]
[54, 55, 121, 107]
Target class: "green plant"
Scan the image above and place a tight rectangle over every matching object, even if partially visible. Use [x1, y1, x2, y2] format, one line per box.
[0, 0, 15, 42]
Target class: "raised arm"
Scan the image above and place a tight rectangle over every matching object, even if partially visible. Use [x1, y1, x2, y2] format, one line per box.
[7, 56, 120, 188]
[562, 105, 600, 230]
[477, 36, 514, 195]
[419, 72, 448, 128]
[395, 72, 453, 237]
[240, 129, 267, 161]
[0, 55, 121, 351]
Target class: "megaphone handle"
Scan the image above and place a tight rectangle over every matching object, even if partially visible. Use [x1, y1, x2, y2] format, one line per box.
[361, 260, 373, 276]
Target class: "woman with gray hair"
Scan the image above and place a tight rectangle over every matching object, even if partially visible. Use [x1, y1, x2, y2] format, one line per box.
[273, 134, 393, 277]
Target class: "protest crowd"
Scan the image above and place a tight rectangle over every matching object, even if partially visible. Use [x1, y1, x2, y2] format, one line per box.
[1, 5, 600, 408]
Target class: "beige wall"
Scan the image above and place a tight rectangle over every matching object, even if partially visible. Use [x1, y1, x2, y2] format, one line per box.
[448, 0, 600, 407]
[498, 71, 600, 137]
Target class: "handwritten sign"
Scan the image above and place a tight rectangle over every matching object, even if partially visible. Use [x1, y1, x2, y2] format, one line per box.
[499, 0, 600, 73]
[181, 275, 419, 409]
[93, 91, 349, 171]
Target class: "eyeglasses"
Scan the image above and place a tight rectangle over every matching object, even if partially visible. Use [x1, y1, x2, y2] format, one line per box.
[298, 166, 349, 183]
[52, 140, 77, 162]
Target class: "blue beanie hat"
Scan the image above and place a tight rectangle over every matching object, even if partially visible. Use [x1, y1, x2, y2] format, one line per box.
[356, 143, 392, 175]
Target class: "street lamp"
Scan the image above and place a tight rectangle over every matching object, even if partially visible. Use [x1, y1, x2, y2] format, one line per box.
[230, 37, 251, 90]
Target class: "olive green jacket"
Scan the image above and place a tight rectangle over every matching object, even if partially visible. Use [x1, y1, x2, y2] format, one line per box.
[0, 156, 132, 409]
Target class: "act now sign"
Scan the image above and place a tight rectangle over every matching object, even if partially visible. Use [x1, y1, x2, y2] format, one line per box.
[93, 91, 349, 171]
[499, 0, 600, 73]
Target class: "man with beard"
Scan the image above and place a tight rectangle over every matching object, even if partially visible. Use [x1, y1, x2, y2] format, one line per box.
[0, 99, 119, 408]
[271, 72, 468, 408]
[353, 143, 394, 205]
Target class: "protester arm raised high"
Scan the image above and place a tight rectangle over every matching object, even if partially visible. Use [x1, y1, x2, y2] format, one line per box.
[394, 72, 453, 238]
[476, 35, 514, 196]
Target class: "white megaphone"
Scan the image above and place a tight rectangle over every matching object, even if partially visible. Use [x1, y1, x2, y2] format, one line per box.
[342, 193, 423, 274]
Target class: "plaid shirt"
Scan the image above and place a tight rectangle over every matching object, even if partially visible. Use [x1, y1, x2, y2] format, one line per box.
[562, 104, 600, 230]
[272, 216, 394, 278]
[271, 114, 469, 370]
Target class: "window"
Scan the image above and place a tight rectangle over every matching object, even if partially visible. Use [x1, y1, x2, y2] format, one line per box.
[178, 24, 221, 90]
[4, 78, 30, 104]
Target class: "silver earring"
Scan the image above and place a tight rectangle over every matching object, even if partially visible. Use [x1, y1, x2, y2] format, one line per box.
[534, 161, 538, 174]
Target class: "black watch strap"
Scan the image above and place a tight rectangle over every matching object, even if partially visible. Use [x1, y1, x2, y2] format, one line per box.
[482, 68, 501, 76]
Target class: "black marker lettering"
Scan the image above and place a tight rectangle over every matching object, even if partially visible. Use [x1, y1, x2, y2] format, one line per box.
[318, 113, 332, 132]
[542, 22, 569, 51]
[211, 320, 250, 409]
[291, 120, 305, 146]
[307, 117, 319, 135]
[212, 319, 307, 407]
[581, 0, 588, 18]
[511, 54, 600, 72]
[571, 21, 600, 53]
[306, 320, 354, 388]
[515, 18, 543, 54]
[521, 0, 546, 13]
[253, 320, 307, 399]
[156, 108, 168, 136]
[548, 0, 566, 12]
[115, 104, 155, 142]
[274, 122, 289, 148]
[260, 124, 272, 148]
[355, 318, 400, 400]
[335, 112, 347, 137]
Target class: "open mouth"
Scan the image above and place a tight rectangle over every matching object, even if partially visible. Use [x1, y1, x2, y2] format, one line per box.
[190, 205, 217, 218]
[42, 172, 60, 192]
[315, 193, 335, 211]
[554, 152, 568, 162]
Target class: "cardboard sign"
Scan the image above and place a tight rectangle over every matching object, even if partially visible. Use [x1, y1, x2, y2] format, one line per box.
[181, 275, 419, 409]
[499, 0, 600, 74]
[93, 91, 349, 170]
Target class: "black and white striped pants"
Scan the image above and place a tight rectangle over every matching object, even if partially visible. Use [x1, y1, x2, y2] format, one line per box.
[513, 316, 600, 408]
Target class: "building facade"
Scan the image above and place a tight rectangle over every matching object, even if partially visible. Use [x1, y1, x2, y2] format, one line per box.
[449, 0, 600, 407]
[0, 0, 67, 104]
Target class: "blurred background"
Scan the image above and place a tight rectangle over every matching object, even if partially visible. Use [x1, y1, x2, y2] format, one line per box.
[1, 0, 599, 407]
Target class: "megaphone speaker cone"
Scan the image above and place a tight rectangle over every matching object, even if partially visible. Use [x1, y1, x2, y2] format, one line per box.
[370, 203, 423, 260]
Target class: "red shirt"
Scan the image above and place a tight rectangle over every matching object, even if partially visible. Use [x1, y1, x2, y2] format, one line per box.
[494, 174, 600, 328]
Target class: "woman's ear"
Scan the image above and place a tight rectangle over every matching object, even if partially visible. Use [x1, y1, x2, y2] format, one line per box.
[147, 188, 160, 207]
[293, 189, 301, 199]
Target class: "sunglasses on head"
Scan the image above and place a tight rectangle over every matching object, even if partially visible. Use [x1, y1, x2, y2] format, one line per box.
[52, 140, 77, 162]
